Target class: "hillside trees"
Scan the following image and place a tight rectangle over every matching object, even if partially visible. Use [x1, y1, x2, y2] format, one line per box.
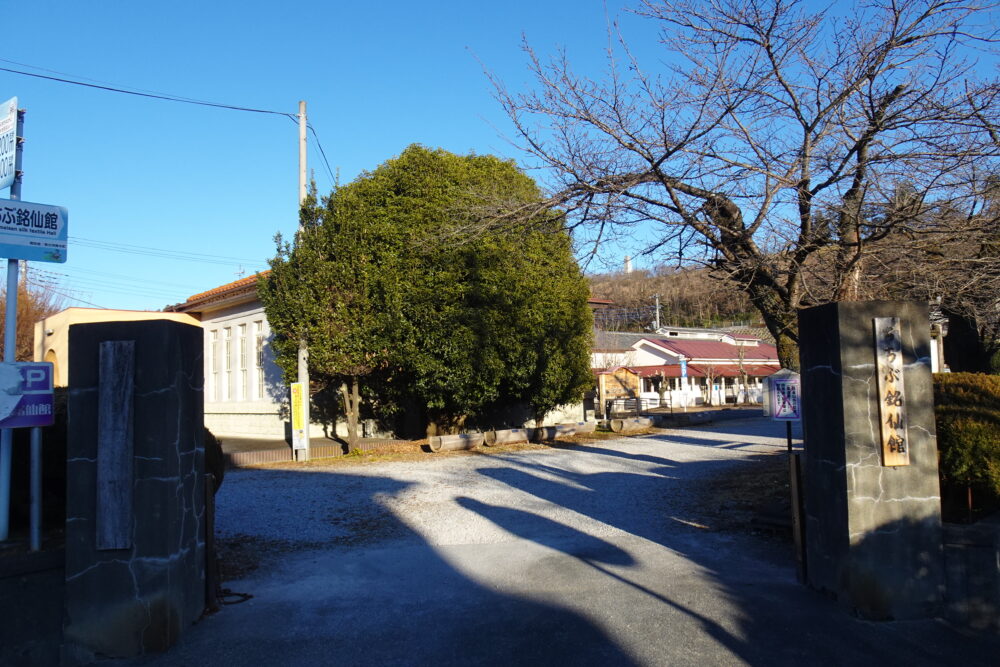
[0, 271, 65, 360]
[588, 265, 756, 331]
[259, 145, 593, 441]
[494, 0, 1000, 368]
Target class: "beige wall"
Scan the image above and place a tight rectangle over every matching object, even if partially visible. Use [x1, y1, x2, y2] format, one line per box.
[34, 307, 200, 387]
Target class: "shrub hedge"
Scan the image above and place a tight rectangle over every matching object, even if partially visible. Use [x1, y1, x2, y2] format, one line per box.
[933, 372, 1000, 520]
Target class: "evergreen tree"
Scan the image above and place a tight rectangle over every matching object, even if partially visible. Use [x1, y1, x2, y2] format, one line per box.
[259, 145, 592, 441]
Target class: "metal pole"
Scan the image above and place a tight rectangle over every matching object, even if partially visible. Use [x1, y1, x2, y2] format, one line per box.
[0, 262, 16, 541]
[296, 101, 310, 462]
[0, 107, 23, 541]
[29, 426, 40, 550]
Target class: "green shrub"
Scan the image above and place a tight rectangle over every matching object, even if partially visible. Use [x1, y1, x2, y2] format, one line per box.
[933, 373, 1000, 521]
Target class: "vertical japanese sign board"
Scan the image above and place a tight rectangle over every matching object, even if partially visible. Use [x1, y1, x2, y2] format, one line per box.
[873, 317, 909, 466]
[0, 199, 68, 263]
[769, 375, 801, 421]
[0, 97, 16, 191]
[0, 362, 54, 428]
[290, 382, 306, 450]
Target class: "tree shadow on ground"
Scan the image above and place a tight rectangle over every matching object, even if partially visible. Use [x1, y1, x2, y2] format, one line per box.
[143, 428, 1000, 666]
[131, 471, 639, 666]
[543, 441, 682, 469]
[465, 446, 999, 665]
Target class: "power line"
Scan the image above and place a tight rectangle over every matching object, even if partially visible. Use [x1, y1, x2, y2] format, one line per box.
[282, 116, 335, 189]
[69, 236, 269, 267]
[24, 278, 107, 309]
[0, 64, 297, 120]
[308, 124, 335, 186]
[1, 60, 336, 188]
[31, 269, 190, 301]
[35, 265, 204, 292]
[30, 272, 184, 304]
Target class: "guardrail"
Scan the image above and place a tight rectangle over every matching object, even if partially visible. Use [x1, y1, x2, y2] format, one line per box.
[606, 397, 669, 415]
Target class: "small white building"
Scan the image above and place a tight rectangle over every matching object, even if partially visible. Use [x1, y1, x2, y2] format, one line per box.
[592, 327, 781, 408]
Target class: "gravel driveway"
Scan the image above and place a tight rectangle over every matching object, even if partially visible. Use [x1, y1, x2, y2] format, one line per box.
[128, 418, 998, 666]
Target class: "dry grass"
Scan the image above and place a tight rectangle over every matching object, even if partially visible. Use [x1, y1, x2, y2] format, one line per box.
[252, 429, 626, 469]
[692, 452, 792, 538]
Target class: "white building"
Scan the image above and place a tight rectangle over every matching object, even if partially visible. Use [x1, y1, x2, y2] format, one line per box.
[167, 275, 287, 439]
[592, 327, 781, 408]
[168, 275, 589, 438]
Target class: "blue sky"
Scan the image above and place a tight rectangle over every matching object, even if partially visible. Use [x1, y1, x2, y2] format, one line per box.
[0, 0, 654, 311]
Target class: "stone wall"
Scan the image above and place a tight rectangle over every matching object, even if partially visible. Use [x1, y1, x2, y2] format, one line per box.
[799, 301, 944, 620]
[63, 321, 205, 660]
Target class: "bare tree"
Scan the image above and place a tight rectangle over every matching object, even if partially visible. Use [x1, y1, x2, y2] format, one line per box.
[493, 0, 1000, 367]
[3, 268, 66, 361]
[864, 189, 1000, 370]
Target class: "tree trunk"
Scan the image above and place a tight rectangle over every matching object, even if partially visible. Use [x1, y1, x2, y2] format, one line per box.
[967, 484, 974, 523]
[339, 377, 360, 453]
[741, 279, 800, 370]
[774, 332, 800, 372]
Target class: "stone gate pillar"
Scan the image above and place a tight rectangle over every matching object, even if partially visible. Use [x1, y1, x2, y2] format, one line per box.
[63, 320, 205, 660]
[798, 301, 944, 620]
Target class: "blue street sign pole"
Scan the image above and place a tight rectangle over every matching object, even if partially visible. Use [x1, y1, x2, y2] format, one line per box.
[0, 104, 23, 542]
[679, 358, 688, 412]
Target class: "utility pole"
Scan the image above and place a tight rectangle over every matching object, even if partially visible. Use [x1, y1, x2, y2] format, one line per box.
[296, 100, 310, 462]
[654, 294, 661, 331]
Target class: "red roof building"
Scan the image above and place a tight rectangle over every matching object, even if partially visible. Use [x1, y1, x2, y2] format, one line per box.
[592, 328, 782, 409]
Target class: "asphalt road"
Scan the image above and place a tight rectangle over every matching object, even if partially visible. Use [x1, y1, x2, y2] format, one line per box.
[125, 418, 998, 666]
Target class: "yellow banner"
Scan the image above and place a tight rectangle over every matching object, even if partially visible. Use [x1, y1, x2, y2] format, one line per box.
[290, 382, 304, 431]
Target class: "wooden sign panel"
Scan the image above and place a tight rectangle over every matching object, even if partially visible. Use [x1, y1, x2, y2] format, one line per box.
[873, 317, 910, 466]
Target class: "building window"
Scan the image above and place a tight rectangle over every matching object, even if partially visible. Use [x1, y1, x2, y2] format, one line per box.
[223, 328, 232, 401]
[238, 324, 247, 400]
[255, 321, 265, 400]
[210, 330, 220, 402]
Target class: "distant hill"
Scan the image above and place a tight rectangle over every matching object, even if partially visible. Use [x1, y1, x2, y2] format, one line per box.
[588, 266, 759, 332]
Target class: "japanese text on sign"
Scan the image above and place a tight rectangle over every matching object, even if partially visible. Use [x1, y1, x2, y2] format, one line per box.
[290, 382, 306, 450]
[0, 362, 54, 429]
[0, 206, 60, 231]
[0, 198, 68, 263]
[873, 317, 910, 466]
[0, 97, 16, 191]
[770, 377, 801, 421]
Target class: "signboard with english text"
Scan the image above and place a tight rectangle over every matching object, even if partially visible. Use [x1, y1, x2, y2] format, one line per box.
[0, 198, 67, 262]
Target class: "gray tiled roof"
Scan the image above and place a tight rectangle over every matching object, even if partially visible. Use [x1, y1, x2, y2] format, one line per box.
[592, 329, 652, 350]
